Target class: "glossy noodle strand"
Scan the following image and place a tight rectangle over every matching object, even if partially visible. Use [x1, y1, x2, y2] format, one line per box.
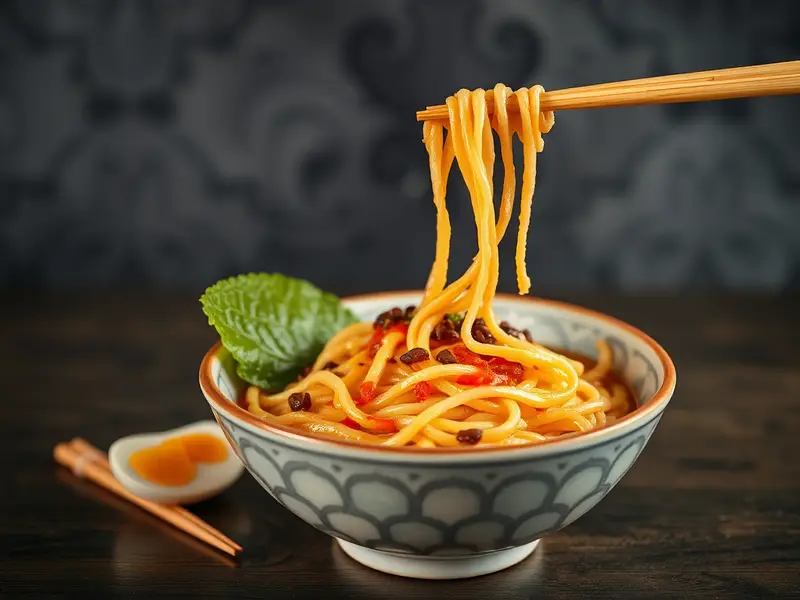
[244, 85, 632, 447]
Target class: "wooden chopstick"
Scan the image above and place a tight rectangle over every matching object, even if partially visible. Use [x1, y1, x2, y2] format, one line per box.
[55, 467, 240, 568]
[422, 61, 796, 109]
[416, 60, 800, 121]
[68, 438, 243, 553]
[53, 440, 241, 557]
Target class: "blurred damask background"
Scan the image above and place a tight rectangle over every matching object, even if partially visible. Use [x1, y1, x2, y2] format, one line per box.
[0, 0, 798, 294]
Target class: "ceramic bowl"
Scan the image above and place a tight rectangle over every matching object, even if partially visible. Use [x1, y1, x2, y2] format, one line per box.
[199, 292, 676, 579]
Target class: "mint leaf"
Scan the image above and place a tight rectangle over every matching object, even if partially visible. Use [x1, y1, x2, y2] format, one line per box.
[200, 273, 358, 391]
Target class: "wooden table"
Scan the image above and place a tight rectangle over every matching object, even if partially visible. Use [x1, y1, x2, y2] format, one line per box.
[2, 292, 799, 599]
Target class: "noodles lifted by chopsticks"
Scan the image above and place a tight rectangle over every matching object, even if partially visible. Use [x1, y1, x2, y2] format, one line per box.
[245, 84, 632, 447]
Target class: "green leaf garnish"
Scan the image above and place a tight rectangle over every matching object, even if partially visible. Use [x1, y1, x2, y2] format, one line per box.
[200, 273, 358, 392]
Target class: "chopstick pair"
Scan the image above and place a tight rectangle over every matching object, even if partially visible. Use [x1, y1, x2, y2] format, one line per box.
[53, 438, 242, 558]
[416, 60, 800, 121]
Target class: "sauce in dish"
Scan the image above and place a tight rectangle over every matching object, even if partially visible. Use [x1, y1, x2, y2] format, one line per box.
[129, 433, 229, 487]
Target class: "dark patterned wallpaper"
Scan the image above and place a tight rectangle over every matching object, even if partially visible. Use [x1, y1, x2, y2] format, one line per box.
[0, 0, 798, 294]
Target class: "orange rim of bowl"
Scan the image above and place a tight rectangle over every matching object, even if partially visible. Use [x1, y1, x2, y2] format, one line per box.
[199, 292, 676, 455]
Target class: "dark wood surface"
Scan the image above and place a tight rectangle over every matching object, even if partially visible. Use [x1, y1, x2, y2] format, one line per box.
[1, 291, 799, 599]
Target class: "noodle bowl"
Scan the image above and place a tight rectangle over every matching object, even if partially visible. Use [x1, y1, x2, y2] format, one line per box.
[199, 292, 676, 578]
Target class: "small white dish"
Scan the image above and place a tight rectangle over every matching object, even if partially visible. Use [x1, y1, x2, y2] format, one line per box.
[109, 420, 244, 505]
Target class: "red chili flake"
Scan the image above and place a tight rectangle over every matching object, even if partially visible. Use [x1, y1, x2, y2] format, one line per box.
[456, 372, 492, 386]
[452, 345, 489, 370]
[387, 323, 409, 336]
[368, 417, 396, 433]
[367, 323, 408, 358]
[340, 416, 395, 433]
[450, 345, 525, 386]
[487, 357, 525, 385]
[367, 327, 385, 357]
[358, 381, 377, 405]
[414, 381, 433, 401]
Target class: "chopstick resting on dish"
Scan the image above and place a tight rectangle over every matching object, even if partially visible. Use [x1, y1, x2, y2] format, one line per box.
[416, 60, 800, 122]
[53, 438, 242, 557]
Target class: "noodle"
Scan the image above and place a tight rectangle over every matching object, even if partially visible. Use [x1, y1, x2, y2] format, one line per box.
[244, 84, 632, 447]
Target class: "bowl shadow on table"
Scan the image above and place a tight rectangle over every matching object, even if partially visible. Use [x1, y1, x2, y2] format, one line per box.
[329, 537, 548, 597]
[56, 467, 247, 570]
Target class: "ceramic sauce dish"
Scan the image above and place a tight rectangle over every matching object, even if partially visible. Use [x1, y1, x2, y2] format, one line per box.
[109, 420, 244, 504]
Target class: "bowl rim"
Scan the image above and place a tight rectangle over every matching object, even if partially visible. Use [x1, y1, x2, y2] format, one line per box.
[199, 291, 676, 457]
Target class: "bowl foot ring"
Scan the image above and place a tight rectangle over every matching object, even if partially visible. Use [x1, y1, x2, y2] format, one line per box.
[336, 539, 539, 580]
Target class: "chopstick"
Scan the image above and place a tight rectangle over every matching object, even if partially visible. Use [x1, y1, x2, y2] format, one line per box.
[53, 439, 242, 557]
[55, 467, 240, 568]
[416, 60, 800, 122]
[68, 438, 243, 553]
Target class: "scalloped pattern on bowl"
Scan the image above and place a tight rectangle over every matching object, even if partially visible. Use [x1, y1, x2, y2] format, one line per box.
[214, 412, 659, 555]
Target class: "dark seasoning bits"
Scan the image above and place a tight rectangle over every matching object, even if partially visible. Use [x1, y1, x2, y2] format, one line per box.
[435, 349, 457, 364]
[431, 312, 462, 342]
[471, 318, 495, 344]
[456, 428, 483, 445]
[372, 307, 531, 362]
[399, 347, 429, 365]
[374, 305, 417, 330]
[288, 392, 312, 412]
[433, 319, 460, 342]
[500, 321, 534, 343]
[377, 308, 532, 345]
[371, 305, 418, 356]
